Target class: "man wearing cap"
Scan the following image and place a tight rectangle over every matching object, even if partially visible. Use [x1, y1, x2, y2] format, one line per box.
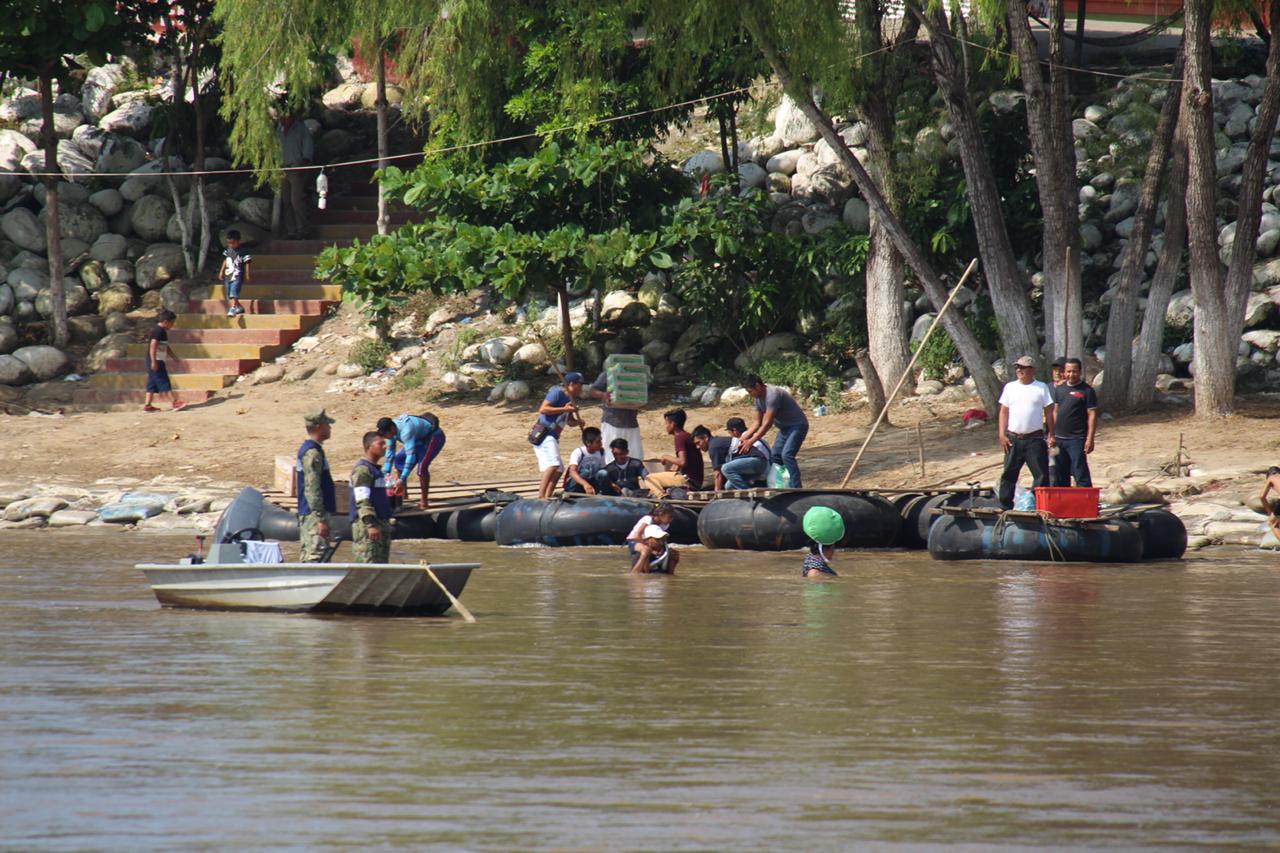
[296, 410, 337, 561]
[350, 431, 393, 563]
[533, 372, 584, 499]
[997, 357, 1056, 510]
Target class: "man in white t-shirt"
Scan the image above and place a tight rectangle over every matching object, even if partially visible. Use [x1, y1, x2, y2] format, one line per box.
[997, 355, 1056, 509]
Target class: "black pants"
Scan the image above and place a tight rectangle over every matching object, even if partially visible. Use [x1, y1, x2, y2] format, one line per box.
[998, 434, 1050, 509]
[1052, 437, 1092, 487]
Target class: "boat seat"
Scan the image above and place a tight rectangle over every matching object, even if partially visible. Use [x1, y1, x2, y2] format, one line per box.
[242, 541, 284, 564]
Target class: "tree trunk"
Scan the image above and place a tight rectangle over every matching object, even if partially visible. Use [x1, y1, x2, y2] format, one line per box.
[192, 29, 211, 275]
[743, 9, 1002, 414]
[1100, 46, 1184, 412]
[376, 36, 390, 236]
[864, 221, 911, 391]
[1073, 0, 1087, 70]
[728, 105, 740, 172]
[1008, 0, 1082, 361]
[557, 283, 575, 371]
[38, 70, 67, 349]
[911, 0, 1040, 370]
[1130, 115, 1189, 410]
[1183, 0, 1231, 415]
[854, 347, 889, 423]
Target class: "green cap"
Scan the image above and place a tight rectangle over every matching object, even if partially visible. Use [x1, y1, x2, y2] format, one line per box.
[304, 409, 336, 428]
[802, 506, 845, 546]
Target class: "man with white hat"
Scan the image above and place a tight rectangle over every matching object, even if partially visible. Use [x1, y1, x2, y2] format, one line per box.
[997, 356, 1055, 509]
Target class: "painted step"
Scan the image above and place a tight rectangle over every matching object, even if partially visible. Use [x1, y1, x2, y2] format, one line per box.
[269, 239, 368, 254]
[126, 342, 290, 360]
[189, 298, 335, 315]
[313, 209, 412, 225]
[105, 357, 261, 374]
[315, 223, 377, 239]
[205, 284, 342, 300]
[248, 254, 322, 271]
[73, 388, 215, 408]
[221, 269, 325, 284]
[174, 314, 309, 330]
[168, 328, 303, 346]
[89, 372, 236, 391]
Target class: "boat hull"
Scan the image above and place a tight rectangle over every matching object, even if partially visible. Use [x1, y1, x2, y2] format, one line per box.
[138, 562, 478, 615]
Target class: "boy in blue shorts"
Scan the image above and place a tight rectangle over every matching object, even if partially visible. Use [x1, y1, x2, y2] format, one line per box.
[218, 229, 251, 316]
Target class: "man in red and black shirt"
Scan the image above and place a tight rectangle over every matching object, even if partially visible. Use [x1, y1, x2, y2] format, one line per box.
[1051, 358, 1099, 487]
[659, 408, 704, 490]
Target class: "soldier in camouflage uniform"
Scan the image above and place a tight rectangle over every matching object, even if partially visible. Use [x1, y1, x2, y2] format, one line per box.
[296, 410, 337, 562]
[350, 431, 393, 563]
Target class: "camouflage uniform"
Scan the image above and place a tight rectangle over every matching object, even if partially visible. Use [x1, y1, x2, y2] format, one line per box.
[299, 446, 331, 562]
[351, 461, 392, 563]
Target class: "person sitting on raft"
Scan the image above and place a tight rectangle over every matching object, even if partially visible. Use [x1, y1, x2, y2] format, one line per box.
[723, 416, 771, 490]
[564, 426, 609, 494]
[631, 524, 678, 575]
[627, 501, 675, 565]
[801, 506, 844, 578]
[604, 438, 649, 497]
[691, 426, 732, 491]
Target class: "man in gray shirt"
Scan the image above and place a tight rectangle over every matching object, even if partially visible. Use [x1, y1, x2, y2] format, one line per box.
[277, 111, 314, 240]
[587, 370, 645, 462]
[738, 374, 809, 487]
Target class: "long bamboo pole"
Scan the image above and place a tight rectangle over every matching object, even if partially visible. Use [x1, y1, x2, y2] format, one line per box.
[423, 563, 476, 623]
[839, 258, 980, 488]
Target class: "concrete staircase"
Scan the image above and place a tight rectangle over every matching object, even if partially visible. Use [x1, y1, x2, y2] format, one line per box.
[75, 189, 405, 409]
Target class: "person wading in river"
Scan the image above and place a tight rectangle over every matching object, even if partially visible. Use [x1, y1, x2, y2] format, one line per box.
[296, 410, 337, 562]
[997, 356, 1055, 510]
[1259, 466, 1280, 543]
[350, 431, 393, 564]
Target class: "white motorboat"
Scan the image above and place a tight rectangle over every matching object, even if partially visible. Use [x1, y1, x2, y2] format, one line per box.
[138, 488, 478, 615]
[138, 558, 478, 615]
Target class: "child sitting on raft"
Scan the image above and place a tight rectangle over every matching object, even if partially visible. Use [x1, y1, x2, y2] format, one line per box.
[632, 524, 678, 574]
[627, 501, 676, 568]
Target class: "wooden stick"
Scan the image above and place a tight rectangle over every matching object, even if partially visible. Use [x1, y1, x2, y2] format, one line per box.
[840, 258, 980, 488]
[1062, 246, 1072, 358]
[916, 422, 926, 478]
[422, 562, 476, 623]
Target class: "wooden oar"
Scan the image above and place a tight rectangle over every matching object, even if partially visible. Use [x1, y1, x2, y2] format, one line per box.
[421, 562, 476, 622]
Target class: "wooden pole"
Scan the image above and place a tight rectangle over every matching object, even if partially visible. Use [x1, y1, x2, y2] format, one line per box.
[840, 258, 980, 488]
[916, 422, 926, 478]
[423, 563, 476, 623]
[1062, 247, 1072, 359]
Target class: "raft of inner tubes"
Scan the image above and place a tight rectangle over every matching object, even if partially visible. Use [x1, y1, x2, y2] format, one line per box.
[696, 492, 900, 550]
[495, 497, 700, 547]
[927, 507, 1187, 563]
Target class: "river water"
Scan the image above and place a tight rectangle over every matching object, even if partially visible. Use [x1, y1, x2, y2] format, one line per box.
[1, 530, 1278, 851]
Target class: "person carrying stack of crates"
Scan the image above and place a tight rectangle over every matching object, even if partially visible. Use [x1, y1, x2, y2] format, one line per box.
[588, 351, 649, 463]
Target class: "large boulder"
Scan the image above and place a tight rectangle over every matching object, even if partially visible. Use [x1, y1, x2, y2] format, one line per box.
[315, 128, 359, 162]
[774, 94, 819, 146]
[99, 102, 154, 138]
[41, 202, 108, 244]
[96, 283, 135, 315]
[1166, 290, 1195, 328]
[235, 197, 273, 230]
[36, 283, 90, 317]
[67, 313, 106, 343]
[766, 148, 805, 176]
[130, 196, 174, 242]
[34, 180, 90, 207]
[0, 320, 17, 355]
[81, 64, 126, 123]
[159, 278, 194, 313]
[682, 150, 725, 176]
[12, 345, 69, 380]
[512, 342, 549, 365]
[3, 496, 68, 521]
[105, 258, 135, 284]
[1, 208, 46, 252]
[0, 354, 32, 385]
[791, 164, 853, 206]
[8, 268, 48, 301]
[322, 82, 366, 110]
[842, 197, 870, 232]
[71, 124, 110, 160]
[56, 138, 96, 181]
[734, 332, 801, 370]
[0, 284, 12, 317]
[479, 336, 522, 365]
[89, 233, 128, 263]
[84, 332, 132, 371]
[135, 243, 186, 290]
[95, 135, 148, 175]
[88, 188, 125, 217]
[671, 323, 722, 366]
[738, 162, 767, 189]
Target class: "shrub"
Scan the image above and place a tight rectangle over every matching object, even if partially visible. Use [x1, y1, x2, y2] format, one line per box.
[754, 356, 844, 409]
[350, 338, 392, 373]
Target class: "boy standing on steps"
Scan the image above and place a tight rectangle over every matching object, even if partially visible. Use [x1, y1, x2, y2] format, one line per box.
[218, 229, 251, 317]
[143, 309, 186, 412]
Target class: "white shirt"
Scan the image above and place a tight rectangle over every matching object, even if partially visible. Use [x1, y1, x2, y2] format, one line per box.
[568, 446, 605, 468]
[999, 379, 1054, 434]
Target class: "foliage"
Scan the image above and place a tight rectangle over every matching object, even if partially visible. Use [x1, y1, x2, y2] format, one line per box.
[753, 356, 844, 409]
[661, 188, 868, 352]
[0, 0, 151, 77]
[392, 365, 427, 391]
[439, 325, 483, 372]
[349, 338, 392, 373]
[319, 141, 689, 328]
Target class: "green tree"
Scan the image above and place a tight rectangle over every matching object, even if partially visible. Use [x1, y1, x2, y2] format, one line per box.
[0, 0, 149, 348]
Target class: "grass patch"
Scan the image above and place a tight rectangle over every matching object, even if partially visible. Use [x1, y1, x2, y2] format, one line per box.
[349, 338, 392, 373]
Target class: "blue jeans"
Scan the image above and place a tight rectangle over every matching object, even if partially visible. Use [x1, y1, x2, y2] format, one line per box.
[1052, 437, 1093, 487]
[772, 422, 809, 488]
[722, 455, 769, 489]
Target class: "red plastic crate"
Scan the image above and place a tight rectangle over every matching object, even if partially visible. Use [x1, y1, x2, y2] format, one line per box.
[1034, 486, 1100, 518]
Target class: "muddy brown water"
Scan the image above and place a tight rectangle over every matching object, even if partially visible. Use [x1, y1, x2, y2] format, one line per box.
[2, 530, 1279, 851]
